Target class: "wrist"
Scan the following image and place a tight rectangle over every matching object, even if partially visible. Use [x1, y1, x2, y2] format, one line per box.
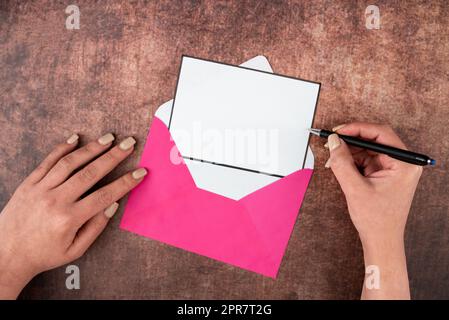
[0, 240, 37, 299]
[360, 233, 410, 299]
[361, 233, 405, 257]
[361, 233, 407, 280]
[362, 237, 406, 269]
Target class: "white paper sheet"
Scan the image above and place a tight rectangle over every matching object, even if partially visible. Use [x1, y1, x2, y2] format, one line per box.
[169, 56, 319, 177]
[155, 56, 317, 200]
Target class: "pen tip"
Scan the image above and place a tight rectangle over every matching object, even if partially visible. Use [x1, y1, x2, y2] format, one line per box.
[430, 159, 436, 166]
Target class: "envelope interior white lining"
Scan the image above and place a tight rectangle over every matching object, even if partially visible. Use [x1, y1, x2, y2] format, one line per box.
[154, 56, 314, 200]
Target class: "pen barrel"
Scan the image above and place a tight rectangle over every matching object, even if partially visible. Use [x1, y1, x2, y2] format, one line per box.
[337, 134, 429, 166]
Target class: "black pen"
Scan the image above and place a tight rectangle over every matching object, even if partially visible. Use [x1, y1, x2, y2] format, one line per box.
[308, 128, 436, 166]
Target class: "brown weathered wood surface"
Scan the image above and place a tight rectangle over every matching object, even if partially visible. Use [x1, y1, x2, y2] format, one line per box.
[0, 0, 448, 299]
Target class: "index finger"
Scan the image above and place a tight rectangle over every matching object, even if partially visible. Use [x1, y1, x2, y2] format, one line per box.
[334, 122, 407, 149]
[56, 137, 136, 201]
[73, 168, 147, 225]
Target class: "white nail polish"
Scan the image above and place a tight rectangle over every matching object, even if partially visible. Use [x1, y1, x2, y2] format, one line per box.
[104, 202, 119, 218]
[119, 137, 136, 151]
[66, 134, 79, 144]
[332, 124, 346, 132]
[132, 168, 147, 180]
[328, 134, 341, 151]
[98, 133, 115, 145]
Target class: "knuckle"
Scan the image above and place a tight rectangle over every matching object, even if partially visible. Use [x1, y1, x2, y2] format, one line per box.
[103, 150, 119, 163]
[83, 143, 96, 154]
[36, 161, 50, 173]
[55, 143, 68, 154]
[408, 164, 423, 177]
[41, 194, 58, 209]
[417, 165, 424, 175]
[96, 188, 114, 207]
[330, 154, 347, 169]
[92, 216, 107, 229]
[330, 155, 341, 166]
[67, 248, 83, 261]
[58, 154, 75, 170]
[122, 174, 137, 189]
[79, 165, 97, 183]
[51, 214, 73, 232]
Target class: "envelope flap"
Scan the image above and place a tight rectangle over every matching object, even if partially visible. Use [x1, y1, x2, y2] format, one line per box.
[240, 169, 313, 269]
[125, 186, 276, 270]
[121, 117, 277, 272]
[134, 116, 196, 206]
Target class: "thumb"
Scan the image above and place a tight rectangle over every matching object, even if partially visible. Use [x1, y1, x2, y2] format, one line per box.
[325, 134, 366, 194]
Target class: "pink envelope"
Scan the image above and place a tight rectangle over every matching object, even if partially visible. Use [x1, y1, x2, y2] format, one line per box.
[120, 116, 313, 278]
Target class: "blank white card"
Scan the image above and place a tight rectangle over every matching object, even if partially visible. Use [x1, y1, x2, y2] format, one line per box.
[169, 56, 320, 177]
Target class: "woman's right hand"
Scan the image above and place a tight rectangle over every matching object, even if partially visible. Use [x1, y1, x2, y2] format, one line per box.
[324, 122, 423, 299]
[326, 123, 422, 246]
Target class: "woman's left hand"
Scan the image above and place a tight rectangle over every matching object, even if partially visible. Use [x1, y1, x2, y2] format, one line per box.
[0, 133, 147, 299]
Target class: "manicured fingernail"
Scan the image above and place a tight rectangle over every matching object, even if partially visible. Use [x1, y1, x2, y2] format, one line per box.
[132, 168, 147, 180]
[324, 142, 329, 149]
[119, 137, 136, 151]
[104, 202, 119, 218]
[328, 134, 341, 151]
[332, 124, 346, 132]
[98, 133, 115, 145]
[66, 134, 79, 144]
[325, 158, 332, 168]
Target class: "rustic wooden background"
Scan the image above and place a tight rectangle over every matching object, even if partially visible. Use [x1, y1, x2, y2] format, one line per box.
[0, 0, 448, 299]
